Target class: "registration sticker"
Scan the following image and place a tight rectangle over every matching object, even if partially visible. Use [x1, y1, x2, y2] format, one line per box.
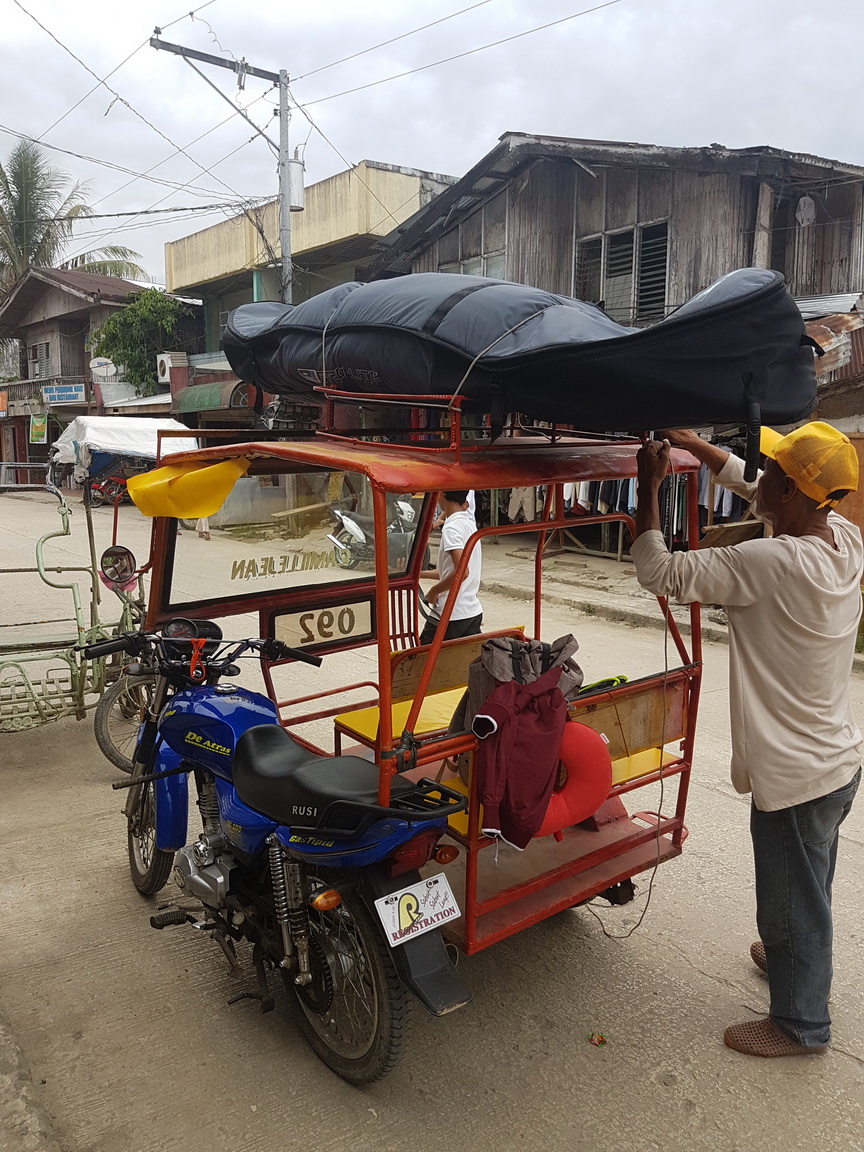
[374, 874, 461, 947]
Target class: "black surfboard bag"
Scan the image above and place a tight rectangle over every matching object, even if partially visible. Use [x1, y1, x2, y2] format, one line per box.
[223, 268, 818, 441]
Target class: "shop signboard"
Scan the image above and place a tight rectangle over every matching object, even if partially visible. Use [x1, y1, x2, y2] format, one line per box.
[29, 414, 48, 444]
[42, 381, 86, 405]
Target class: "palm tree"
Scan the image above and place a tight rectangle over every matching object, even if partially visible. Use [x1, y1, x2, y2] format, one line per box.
[1, 138, 147, 377]
[0, 138, 146, 293]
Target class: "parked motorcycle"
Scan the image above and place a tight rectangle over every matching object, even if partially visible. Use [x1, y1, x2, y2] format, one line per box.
[89, 475, 131, 508]
[80, 552, 469, 1084]
[327, 500, 429, 571]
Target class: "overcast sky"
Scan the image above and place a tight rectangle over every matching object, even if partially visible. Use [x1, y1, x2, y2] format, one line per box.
[3, 0, 862, 283]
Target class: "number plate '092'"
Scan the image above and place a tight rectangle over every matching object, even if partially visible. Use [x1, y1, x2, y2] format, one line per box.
[274, 601, 373, 648]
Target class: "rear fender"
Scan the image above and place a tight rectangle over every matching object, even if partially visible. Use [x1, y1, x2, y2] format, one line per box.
[153, 744, 188, 851]
[354, 865, 471, 1017]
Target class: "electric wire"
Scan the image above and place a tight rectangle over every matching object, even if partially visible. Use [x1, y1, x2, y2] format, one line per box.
[0, 123, 236, 199]
[293, 0, 497, 82]
[11, 0, 248, 203]
[302, 0, 625, 106]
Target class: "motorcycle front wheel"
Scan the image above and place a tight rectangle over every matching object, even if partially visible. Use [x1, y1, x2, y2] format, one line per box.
[289, 884, 411, 1084]
[94, 674, 156, 773]
[332, 532, 361, 570]
[127, 761, 174, 895]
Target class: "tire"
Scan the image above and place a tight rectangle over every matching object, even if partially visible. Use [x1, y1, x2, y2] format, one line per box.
[89, 488, 105, 508]
[289, 883, 412, 1084]
[127, 759, 175, 896]
[179, 518, 197, 531]
[332, 532, 361, 569]
[94, 674, 156, 773]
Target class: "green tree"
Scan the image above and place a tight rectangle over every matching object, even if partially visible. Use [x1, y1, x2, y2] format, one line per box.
[0, 139, 146, 293]
[92, 288, 191, 395]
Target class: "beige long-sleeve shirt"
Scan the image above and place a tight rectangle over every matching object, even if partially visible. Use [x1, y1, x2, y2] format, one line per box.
[631, 453, 863, 811]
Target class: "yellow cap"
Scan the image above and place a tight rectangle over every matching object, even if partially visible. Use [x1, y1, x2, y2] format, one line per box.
[759, 422, 858, 508]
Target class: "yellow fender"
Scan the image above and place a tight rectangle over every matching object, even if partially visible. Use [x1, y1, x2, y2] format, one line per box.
[127, 458, 250, 518]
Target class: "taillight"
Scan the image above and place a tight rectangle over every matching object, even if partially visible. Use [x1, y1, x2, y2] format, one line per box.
[389, 829, 442, 877]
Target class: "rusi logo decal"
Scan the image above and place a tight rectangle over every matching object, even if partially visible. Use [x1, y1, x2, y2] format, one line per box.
[291, 805, 318, 818]
[184, 731, 231, 757]
[231, 551, 336, 581]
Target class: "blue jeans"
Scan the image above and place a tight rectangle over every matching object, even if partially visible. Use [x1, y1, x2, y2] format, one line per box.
[751, 767, 860, 1047]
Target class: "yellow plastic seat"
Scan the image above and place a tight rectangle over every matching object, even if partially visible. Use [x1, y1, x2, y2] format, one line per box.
[334, 688, 465, 749]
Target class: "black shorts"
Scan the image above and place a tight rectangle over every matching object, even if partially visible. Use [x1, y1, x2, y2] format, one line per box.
[419, 613, 483, 647]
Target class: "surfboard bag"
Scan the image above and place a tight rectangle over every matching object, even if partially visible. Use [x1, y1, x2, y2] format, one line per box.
[223, 268, 818, 436]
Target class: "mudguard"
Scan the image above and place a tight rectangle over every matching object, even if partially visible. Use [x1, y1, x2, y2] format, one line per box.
[153, 743, 188, 851]
[356, 865, 472, 1017]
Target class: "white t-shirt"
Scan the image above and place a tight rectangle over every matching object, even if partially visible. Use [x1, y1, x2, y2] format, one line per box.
[434, 508, 482, 620]
[631, 453, 863, 811]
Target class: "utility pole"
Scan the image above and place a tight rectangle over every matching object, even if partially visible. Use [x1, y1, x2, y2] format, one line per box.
[150, 36, 294, 303]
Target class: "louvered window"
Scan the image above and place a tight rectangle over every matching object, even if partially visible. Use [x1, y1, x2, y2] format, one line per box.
[575, 222, 668, 324]
[29, 342, 51, 379]
[636, 223, 668, 321]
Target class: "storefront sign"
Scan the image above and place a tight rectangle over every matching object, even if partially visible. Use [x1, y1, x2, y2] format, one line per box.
[42, 381, 86, 405]
[29, 414, 47, 444]
[0, 392, 7, 419]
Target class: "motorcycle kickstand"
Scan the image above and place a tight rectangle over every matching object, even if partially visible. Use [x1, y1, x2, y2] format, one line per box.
[227, 943, 275, 1014]
[209, 926, 241, 979]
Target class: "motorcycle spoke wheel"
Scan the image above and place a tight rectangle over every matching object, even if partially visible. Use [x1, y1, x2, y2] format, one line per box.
[127, 769, 174, 896]
[94, 675, 156, 773]
[290, 885, 411, 1084]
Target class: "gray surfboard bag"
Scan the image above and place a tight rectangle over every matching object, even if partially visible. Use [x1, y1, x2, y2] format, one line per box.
[223, 268, 818, 438]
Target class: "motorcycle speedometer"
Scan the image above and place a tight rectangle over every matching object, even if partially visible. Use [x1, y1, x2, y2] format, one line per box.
[162, 617, 198, 640]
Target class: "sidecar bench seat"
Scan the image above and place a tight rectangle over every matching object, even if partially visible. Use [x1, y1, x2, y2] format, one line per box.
[333, 626, 525, 756]
[233, 723, 417, 831]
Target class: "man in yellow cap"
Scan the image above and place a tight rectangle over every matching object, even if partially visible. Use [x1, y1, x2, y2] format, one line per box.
[633, 423, 862, 1058]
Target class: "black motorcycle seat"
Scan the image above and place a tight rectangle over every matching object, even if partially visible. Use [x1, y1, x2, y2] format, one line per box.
[232, 724, 416, 831]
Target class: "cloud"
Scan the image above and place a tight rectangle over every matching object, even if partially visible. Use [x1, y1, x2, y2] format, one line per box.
[2, 0, 859, 280]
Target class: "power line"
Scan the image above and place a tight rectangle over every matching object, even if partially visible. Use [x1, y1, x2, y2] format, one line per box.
[10, 201, 258, 225]
[36, 0, 220, 141]
[294, 0, 497, 82]
[303, 0, 625, 106]
[11, 0, 247, 202]
[0, 122, 240, 198]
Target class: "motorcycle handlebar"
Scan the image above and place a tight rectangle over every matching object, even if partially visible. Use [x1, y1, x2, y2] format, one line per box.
[79, 635, 136, 659]
[264, 639, 323, 667]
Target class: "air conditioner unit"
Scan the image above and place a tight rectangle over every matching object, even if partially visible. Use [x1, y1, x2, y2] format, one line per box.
[156, 351, 188, 384]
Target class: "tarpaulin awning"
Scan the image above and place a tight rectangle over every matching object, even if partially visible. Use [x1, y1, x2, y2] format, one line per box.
[173, 381, 260, 413]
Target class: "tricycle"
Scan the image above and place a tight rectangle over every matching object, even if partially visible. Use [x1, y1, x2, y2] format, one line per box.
[88, 400, 702, 1084]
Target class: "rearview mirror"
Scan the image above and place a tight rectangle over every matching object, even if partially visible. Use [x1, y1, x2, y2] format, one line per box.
[100, 545, 137, 587]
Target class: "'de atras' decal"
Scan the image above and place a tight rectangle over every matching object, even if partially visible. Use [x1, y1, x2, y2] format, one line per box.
[184, 731, 231, 757]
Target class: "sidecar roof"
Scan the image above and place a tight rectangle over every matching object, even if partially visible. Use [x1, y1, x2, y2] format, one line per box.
[158, 435, 699, 493]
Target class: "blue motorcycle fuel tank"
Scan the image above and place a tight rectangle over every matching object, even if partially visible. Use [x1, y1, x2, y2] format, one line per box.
[160, 686, 278, 778]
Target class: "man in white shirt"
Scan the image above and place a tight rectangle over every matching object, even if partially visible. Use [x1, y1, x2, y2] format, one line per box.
[420, 490, 482, 646]
[633, 423, 861, 1058]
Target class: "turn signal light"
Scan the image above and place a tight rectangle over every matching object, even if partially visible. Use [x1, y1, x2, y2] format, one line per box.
[310, 889, 342, 911]
[433, 844, 459, 865]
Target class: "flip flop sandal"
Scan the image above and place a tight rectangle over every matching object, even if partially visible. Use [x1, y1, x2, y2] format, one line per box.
[750, 940, 767, 973]
[723, 1018, 827, 1057]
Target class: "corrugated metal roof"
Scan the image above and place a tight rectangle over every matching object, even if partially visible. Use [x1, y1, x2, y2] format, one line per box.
[796, 293, 864, 319]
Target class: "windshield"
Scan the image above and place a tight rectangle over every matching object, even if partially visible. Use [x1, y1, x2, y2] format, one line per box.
[165, 468, 426, 611]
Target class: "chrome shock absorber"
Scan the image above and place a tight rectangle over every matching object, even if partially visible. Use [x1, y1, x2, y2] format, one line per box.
[266, 836, 312, 984]
[193, 775, 225, 866]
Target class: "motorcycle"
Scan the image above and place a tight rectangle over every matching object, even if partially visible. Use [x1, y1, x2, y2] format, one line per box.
[327, 500, 429, 571]
[89, 474, 131, 508]
[81, 551, 470, 1085]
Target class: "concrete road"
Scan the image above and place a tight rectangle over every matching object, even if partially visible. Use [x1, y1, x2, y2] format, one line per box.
[2, 493, 864, 1151]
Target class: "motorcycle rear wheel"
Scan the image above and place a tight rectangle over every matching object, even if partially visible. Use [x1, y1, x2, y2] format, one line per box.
[290, 884, 411, 1084]
[94, 674, 156, 773]
[127, 762, 174, 895]
[332, 532, 361, 570]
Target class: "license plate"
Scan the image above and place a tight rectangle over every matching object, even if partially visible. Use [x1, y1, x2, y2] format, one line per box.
[374, 873, 461, 948]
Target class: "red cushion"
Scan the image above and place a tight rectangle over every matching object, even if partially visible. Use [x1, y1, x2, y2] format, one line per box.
[535, 721, 613, 838]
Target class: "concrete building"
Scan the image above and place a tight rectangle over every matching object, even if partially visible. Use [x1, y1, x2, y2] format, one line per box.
[164, 160, 456, 355]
